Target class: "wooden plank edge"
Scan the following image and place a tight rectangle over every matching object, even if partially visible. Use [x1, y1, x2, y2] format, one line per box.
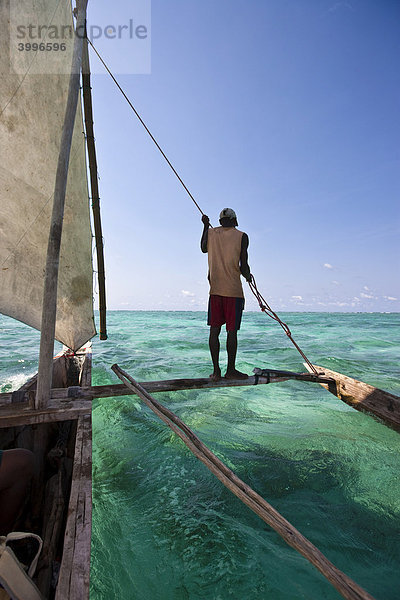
[69, 414, 92, 599]
[0, 400, 92, 427]
[55, 414, 92, 600]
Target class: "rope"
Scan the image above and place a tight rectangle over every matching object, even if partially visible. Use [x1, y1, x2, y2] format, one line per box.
[86, 38, 205, 218]
[88, 40, 317, 373]
[248, 275, 318, 374]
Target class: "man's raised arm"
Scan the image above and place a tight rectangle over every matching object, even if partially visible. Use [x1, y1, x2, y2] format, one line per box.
[201, 214, 210, 253]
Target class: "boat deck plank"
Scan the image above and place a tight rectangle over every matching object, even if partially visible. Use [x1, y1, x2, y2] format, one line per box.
[56, 413, 92, 600]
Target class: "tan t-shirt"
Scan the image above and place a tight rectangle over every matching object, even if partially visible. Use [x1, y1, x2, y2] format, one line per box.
[207, 226, 244, 298]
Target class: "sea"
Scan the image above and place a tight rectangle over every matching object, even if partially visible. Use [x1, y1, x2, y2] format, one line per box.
[1, 311, 399, 600]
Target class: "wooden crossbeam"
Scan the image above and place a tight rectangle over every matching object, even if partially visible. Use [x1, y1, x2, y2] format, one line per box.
[0, 369, 333, 407]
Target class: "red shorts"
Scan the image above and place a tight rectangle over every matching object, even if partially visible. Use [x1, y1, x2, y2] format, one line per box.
[207, 295, 245, 331]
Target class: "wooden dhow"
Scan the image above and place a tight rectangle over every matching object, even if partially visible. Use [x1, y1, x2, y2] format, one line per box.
[1, 0, 96, 598]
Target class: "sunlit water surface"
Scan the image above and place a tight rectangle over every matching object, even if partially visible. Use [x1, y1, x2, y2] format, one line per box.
[1, 312, 399, 600]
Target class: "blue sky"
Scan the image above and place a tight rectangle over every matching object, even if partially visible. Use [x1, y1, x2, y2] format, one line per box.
[86, 0, 399, 312]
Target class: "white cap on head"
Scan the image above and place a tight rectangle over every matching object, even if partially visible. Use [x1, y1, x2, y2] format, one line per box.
[219, 208, 237, 221]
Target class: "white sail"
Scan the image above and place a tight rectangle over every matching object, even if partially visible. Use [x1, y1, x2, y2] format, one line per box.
[0, 0, 96, 351]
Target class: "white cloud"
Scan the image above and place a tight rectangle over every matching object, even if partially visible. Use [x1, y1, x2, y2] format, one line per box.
[384, 296, 397, 301]
[291, 295, 303, 301]
[360, 292, 373, 299]
[324, 263, 333, 269]
[363, 286, 370, 291]
[328, 2, 355, 13]
[181, 290, 195, 297]
[332, 280, 339, 285]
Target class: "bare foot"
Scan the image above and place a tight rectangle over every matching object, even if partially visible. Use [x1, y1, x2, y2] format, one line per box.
[224, 369, 248, 380]
[209, 369, 221, 381]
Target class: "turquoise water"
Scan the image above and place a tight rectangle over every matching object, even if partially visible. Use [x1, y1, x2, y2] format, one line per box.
[1, 312, 399, 599]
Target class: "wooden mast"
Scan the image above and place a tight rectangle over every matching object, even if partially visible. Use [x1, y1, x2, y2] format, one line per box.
[36, 0, 89, 409]
[82, 35, 107, 340]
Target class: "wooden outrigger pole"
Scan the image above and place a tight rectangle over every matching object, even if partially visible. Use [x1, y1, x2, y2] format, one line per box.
[112, 364, 376, 600]
[305, 364, 400, 430]
[36, 0, 89, 408]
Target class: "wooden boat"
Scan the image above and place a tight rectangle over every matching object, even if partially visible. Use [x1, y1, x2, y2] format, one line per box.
[0, 1, 97, 597]
[1, 1, 398, 599]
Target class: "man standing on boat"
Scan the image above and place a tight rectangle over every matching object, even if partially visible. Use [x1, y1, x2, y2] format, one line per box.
[201, 208, 252, 381]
